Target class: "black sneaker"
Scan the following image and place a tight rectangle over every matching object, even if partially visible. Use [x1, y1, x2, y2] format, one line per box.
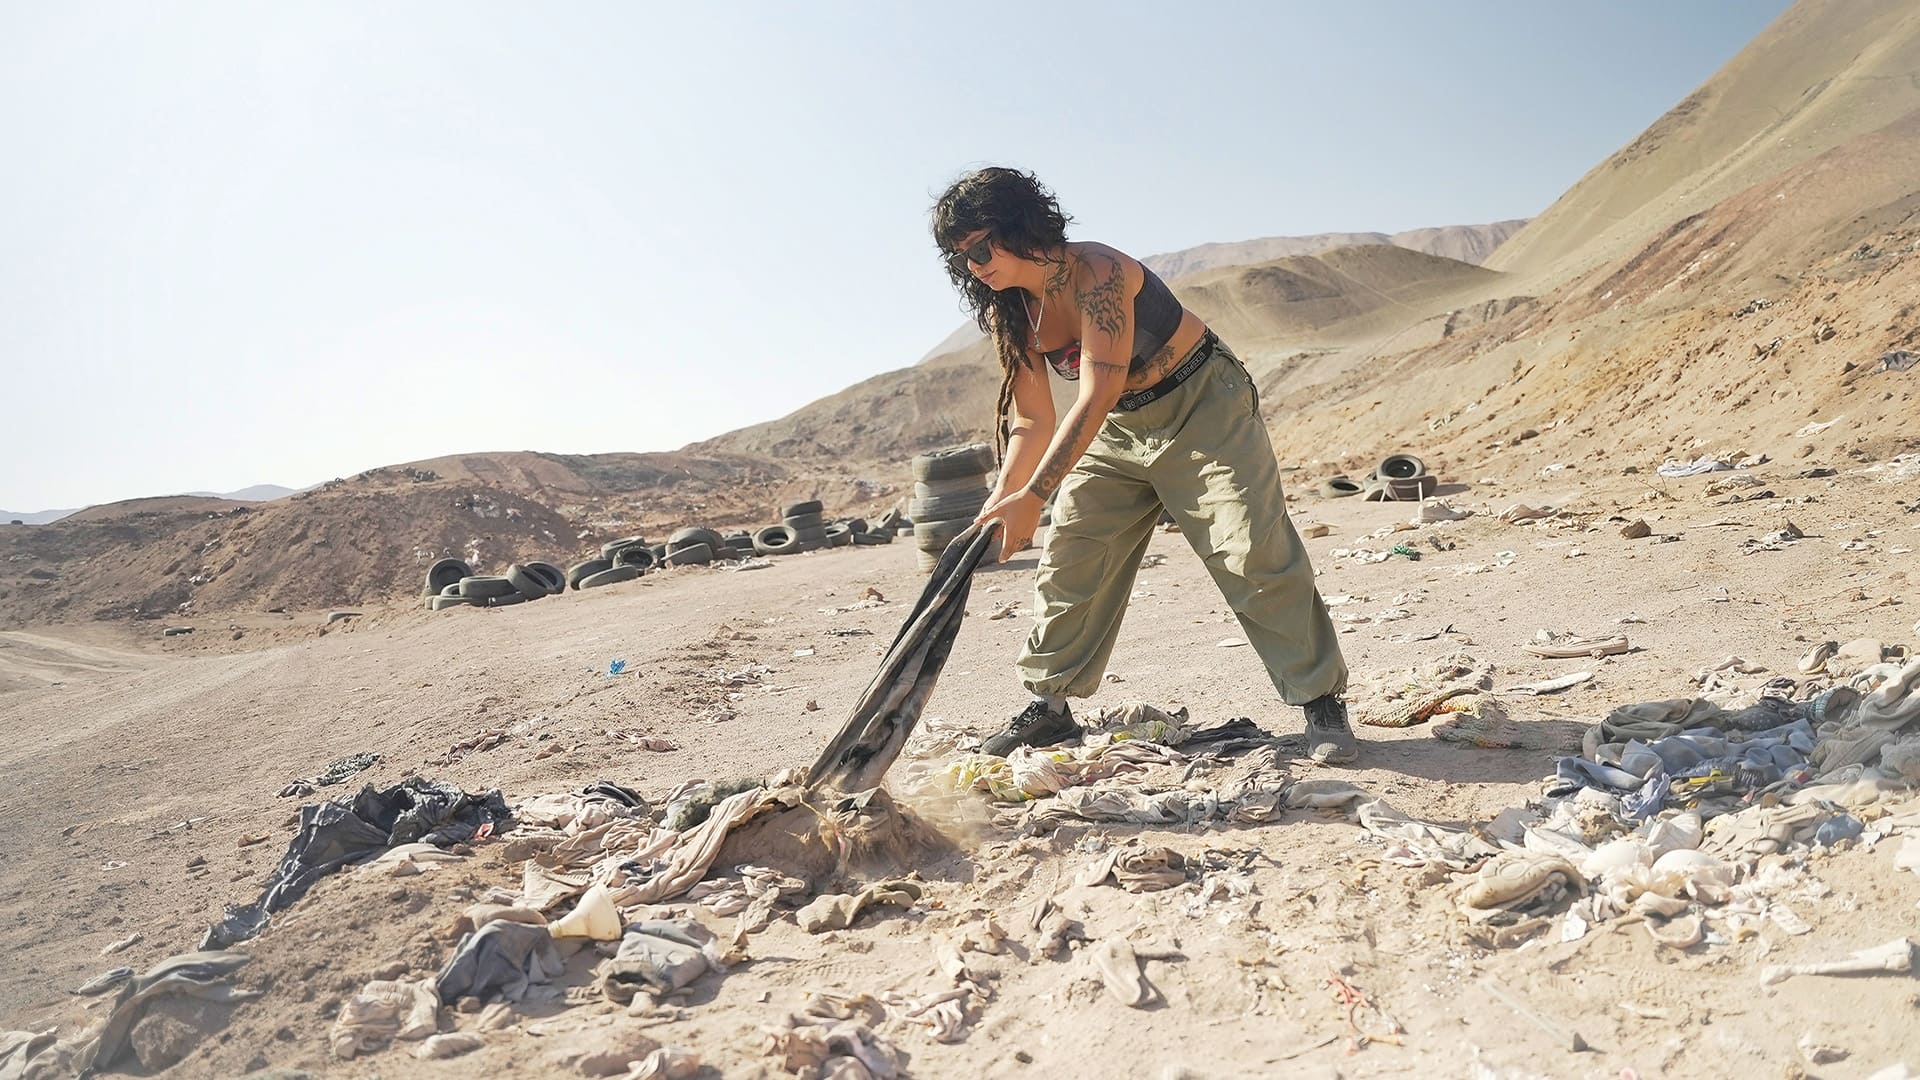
[981, 699, 1080, 756]
[1304, 694, 1359, 765]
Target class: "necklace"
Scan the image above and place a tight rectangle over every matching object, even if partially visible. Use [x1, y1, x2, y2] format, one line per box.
[1023, 286, 1046, 348]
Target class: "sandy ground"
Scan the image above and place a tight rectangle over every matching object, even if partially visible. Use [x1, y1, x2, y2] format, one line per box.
[3, 461, 1918, 1079]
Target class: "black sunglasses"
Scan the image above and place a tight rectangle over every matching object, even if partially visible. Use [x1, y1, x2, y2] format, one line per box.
[946, 234, 993, 273]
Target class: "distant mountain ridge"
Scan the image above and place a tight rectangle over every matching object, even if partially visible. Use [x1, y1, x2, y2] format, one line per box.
[2, 483, 296, 525]
[918, 218, 1528, 361]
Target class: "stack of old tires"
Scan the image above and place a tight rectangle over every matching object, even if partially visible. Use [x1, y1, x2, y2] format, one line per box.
[749, 500, 825, 556]
[423, 557, 571, 610]
[910, 443, 995, 573]
[556, 535, 658, 592]
[1317, 452, 1436, 502]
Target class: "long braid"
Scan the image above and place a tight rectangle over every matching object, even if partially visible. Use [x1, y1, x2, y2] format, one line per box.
[987, 298, 1031, 462]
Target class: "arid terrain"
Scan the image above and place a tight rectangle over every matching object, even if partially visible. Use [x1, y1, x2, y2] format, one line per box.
[3, 1, 1919, 1077]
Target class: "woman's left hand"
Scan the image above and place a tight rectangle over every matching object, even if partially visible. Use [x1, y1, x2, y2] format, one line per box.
[977, 488, 1044, 562]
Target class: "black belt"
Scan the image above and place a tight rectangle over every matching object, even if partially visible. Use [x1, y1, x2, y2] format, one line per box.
[1114, 330, 1217, 412]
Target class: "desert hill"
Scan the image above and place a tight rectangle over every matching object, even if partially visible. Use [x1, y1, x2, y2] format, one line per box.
[1487, 0, 1920, 282]
[694, 244, 1505, 463]
[1146, 219, 1527, 278]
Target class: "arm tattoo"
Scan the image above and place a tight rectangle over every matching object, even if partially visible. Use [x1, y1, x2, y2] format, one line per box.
[1027, 409, 1095, 500]
[1076, 257, 1127, 338]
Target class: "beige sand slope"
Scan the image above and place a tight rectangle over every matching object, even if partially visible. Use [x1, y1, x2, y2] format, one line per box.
[1487, 0, 1920, 284]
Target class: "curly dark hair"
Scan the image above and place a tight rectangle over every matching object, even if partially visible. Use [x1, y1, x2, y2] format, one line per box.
[930, 167, 1072, 459]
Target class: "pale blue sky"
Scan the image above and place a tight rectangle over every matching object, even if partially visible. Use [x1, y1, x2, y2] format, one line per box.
[0, 1, 1791, 511]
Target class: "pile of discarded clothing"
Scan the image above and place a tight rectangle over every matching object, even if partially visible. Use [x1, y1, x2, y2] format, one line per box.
[891, 702, 1293, 833]
[1332, 645, 1920, 955]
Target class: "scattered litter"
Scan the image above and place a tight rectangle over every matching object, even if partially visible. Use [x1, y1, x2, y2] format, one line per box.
[1523, 630, 1629, 659]
[433, 731, 507, 766]
[1760, 937, 1914, 986]
[1414, 501, 1471, 524]
[1091, 938, 1159, 1008]
[1658, 457, 1735, 478]
[99, 933, 141, 956]
[798, 881, 923, 934]
[608, 659, 628, 676]
[1327, 968, 1404, 1052]
[608, 732, 677, 752]
[1508, 671, 1595, 696]
[331, 978, 440, 1059]
[278, 751, 383, 798]
[1794, 418, 1842, 438]
[71, 967, 133, 996]
[1217, 638, 1248, 648]
[1500, 505, 1558, 523]
[1879, 350, 1917, 373]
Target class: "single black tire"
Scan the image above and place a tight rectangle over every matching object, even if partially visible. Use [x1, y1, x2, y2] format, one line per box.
[724, 536, 756, 552]
[783, 510, 826, 531]
[875, 508, 902, 531]
[843, 517, 869, 534]
[665, 542, 713, 566]
[1385, 475, 1438, 501]
[853, 530, 888, 546]
[600, 535, 646, 560]
[1319, 476, 1364, 498]
[914, 477, 987, 500]
[912, 443, 995, 483]
[580, 565, 643, 589]
[485, 591, 528, 606]
[613, 545, 657, 570]
[753, 525, 799, 556]
[458, 575, 517, 599]
[824, 523, 853, 548]
[441, 582, 463, 597]
[790, 527, 828, 552]
[1376, 453, 1428, 481]
[506, 563, 552, 600]
[429, 595, 478, 610]
[526, 562, 567, 595]
[567, 558, 613, 589]
[424, 558, 472, 597]
[781, 499, 823, 518]
[914, 517, 971, 549]
[668, 527, 724, 553]
[910, 492, 988, 521]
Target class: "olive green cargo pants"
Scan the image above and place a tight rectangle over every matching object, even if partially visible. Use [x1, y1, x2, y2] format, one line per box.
[1016, 338, 1348, 705]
